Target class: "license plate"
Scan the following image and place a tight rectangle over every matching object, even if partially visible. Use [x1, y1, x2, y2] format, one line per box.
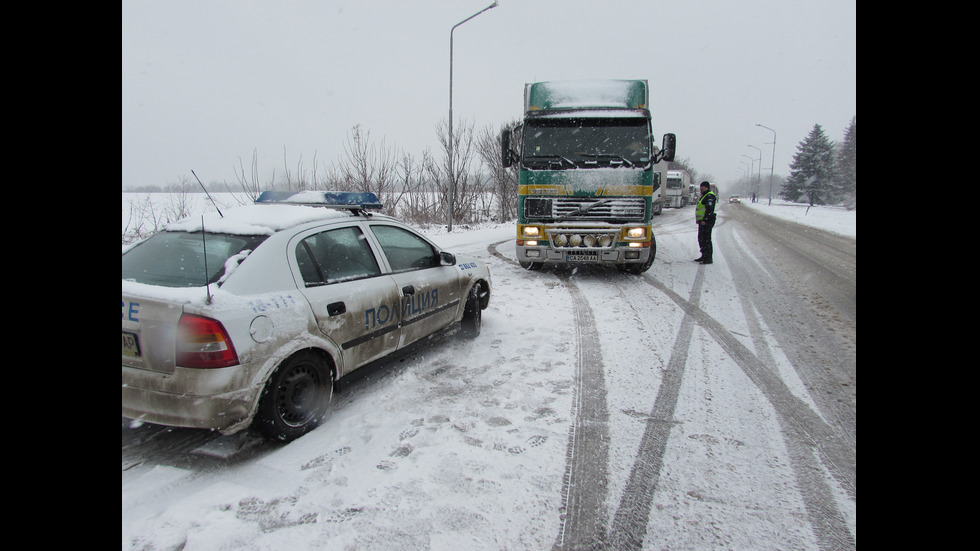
[122, 332, 141, 357]
[566, 252, 598, 262]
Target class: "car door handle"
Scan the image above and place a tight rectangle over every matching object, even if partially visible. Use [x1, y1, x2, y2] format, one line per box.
[327, 301, 346, 316]
[402, 285, 415, 296]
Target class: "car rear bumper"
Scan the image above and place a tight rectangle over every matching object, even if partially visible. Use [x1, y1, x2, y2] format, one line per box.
[122, 367, 258, 434]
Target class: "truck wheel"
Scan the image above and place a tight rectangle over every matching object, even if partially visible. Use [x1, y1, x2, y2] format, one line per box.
[519, 261, 543, 270]
[459, 283, 483, 339]
[255, 351, 334, 442]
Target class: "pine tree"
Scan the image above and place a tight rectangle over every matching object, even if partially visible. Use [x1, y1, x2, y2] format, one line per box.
[834, 116, 856, 208]
[783, 124, 836, 204]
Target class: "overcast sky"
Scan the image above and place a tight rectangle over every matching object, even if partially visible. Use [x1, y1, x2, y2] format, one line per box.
[122, 0, 856, 191]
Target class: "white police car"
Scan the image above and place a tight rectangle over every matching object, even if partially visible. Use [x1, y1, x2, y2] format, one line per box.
[122, 191, 492, 442]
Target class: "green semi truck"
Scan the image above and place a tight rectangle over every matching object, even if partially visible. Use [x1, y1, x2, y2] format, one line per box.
[501, 79, 675, 273]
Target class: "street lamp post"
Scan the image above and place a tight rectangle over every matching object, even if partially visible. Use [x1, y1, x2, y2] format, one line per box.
[741, 155, 754, 195]
[756, 124, 776, 206]
[747, 145, 761, 202]
[448, 1, 498, 232]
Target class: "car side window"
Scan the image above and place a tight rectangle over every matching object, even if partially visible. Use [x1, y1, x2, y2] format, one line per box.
[295, 226, 381, 287]
[371, 225, 440, 273]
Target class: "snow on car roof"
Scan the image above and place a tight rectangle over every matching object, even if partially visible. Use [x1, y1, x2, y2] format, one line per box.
[166, 203, 350, 235]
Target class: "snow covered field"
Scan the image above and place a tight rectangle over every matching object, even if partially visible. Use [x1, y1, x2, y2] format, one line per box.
[122, 195, 855, 550]
[739, 199, 855, 239]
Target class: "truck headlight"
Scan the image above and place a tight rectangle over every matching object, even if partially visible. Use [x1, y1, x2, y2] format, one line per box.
[519, 225, 542, 239]
[626, 227, 647, 239]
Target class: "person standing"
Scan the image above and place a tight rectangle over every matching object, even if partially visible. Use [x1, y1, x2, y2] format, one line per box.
[694, 181, 717, 264]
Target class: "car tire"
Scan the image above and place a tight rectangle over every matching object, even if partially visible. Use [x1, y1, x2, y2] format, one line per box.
[459, 283, 483, 339]
[255, 351, 334, 442]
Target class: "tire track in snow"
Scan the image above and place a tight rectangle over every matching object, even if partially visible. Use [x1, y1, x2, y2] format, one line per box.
[487, 240, 612, 550]
[606, 272, 854, 550]
[603, 268, 705, 550]
[551, 271, 610, 551]
[489, 238, 854, 549]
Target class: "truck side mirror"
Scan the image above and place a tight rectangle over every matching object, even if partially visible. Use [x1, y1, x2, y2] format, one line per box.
[661, 133, 676, 163]
[501, 129, 513, 168]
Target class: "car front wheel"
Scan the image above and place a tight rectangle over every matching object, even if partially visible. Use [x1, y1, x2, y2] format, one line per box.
[459, 283, 483, 339]
[255, 351, 334, 442]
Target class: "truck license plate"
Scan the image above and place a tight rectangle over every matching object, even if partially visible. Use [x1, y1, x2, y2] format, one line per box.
[566, 252, 598, 262]
[122, 332, 141, 357]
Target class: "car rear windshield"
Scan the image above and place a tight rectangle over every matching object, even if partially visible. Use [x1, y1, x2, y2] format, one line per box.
[122, 231, 268, 287]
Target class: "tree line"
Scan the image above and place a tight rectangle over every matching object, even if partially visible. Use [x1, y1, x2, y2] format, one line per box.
[127, 118, 520, 229]
[125, 114, 857, 233]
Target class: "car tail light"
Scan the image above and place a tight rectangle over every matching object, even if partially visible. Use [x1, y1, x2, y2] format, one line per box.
[176, 314, 239, 368]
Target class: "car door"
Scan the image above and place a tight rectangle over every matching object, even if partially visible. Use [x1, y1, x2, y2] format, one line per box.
[366, 222, 461, 349]
[291, 224, 402, 376]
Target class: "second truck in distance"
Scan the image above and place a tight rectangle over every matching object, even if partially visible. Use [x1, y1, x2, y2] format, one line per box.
[664, 169, 693, 208]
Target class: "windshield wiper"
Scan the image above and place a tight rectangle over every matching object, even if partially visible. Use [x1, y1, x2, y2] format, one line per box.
[524, 155, 577, 169]
[578, 154, 635, 167]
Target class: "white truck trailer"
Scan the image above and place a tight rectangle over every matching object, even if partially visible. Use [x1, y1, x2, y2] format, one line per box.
[664, 169, 692, 208]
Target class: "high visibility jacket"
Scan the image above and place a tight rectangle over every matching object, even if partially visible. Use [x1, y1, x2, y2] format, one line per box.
[696, 191, 717, 222]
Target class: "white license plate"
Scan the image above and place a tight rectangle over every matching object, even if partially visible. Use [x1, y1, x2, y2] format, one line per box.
[122, 332, 141, 357]
[566, 253, 598, 262]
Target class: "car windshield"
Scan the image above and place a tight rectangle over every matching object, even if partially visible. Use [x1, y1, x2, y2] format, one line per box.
[122, 231, 269, 287]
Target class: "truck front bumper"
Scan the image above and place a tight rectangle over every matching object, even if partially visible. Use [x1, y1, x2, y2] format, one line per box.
[516, 243, 653, 266]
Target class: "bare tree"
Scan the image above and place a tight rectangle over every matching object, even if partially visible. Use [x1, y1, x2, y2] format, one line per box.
[164, 177, 194, 220]
[337, 125, 403, 214]
[278, 147, 314, 191]
[436, 117, 483, 226]
[477, 122, 519, 221]
[396, 149, 440, 223]
[235, 149, 268, 201]
[315, 162, 343, 193]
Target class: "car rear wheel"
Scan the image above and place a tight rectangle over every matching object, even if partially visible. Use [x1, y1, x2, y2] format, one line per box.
[255, 351, 334, 442]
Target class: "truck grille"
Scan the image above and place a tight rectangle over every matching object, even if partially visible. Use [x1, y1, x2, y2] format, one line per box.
[526, 197, 646, 221]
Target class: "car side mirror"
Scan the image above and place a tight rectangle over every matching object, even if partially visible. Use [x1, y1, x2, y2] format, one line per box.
[440, 251, 456, 266]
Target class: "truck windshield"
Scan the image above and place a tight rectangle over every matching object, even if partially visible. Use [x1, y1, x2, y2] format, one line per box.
[522, 118, 651, 169]
[667, 179, 683, 189]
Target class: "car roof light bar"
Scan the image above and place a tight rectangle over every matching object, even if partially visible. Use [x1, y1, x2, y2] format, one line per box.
[255, 191, 384, 212]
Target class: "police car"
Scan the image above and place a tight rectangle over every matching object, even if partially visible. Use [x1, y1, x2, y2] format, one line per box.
[122, 191, 492, 442]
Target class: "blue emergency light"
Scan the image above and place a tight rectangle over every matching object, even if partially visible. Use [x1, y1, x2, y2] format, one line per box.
[255, 191, 384, 211]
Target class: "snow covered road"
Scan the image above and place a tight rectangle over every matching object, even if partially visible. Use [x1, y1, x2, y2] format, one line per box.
[122, 199, 856, 550]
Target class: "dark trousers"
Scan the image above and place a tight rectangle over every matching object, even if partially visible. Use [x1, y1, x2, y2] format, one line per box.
[697, 220, 714, 260]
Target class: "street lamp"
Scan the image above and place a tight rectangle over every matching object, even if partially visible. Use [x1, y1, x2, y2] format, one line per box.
[741, 155, 754, 195]
[747, 145, 761, 202]
[756, 124, 776, 206]
[739, 160, 751, 193]
[448, 1, 498, 232]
